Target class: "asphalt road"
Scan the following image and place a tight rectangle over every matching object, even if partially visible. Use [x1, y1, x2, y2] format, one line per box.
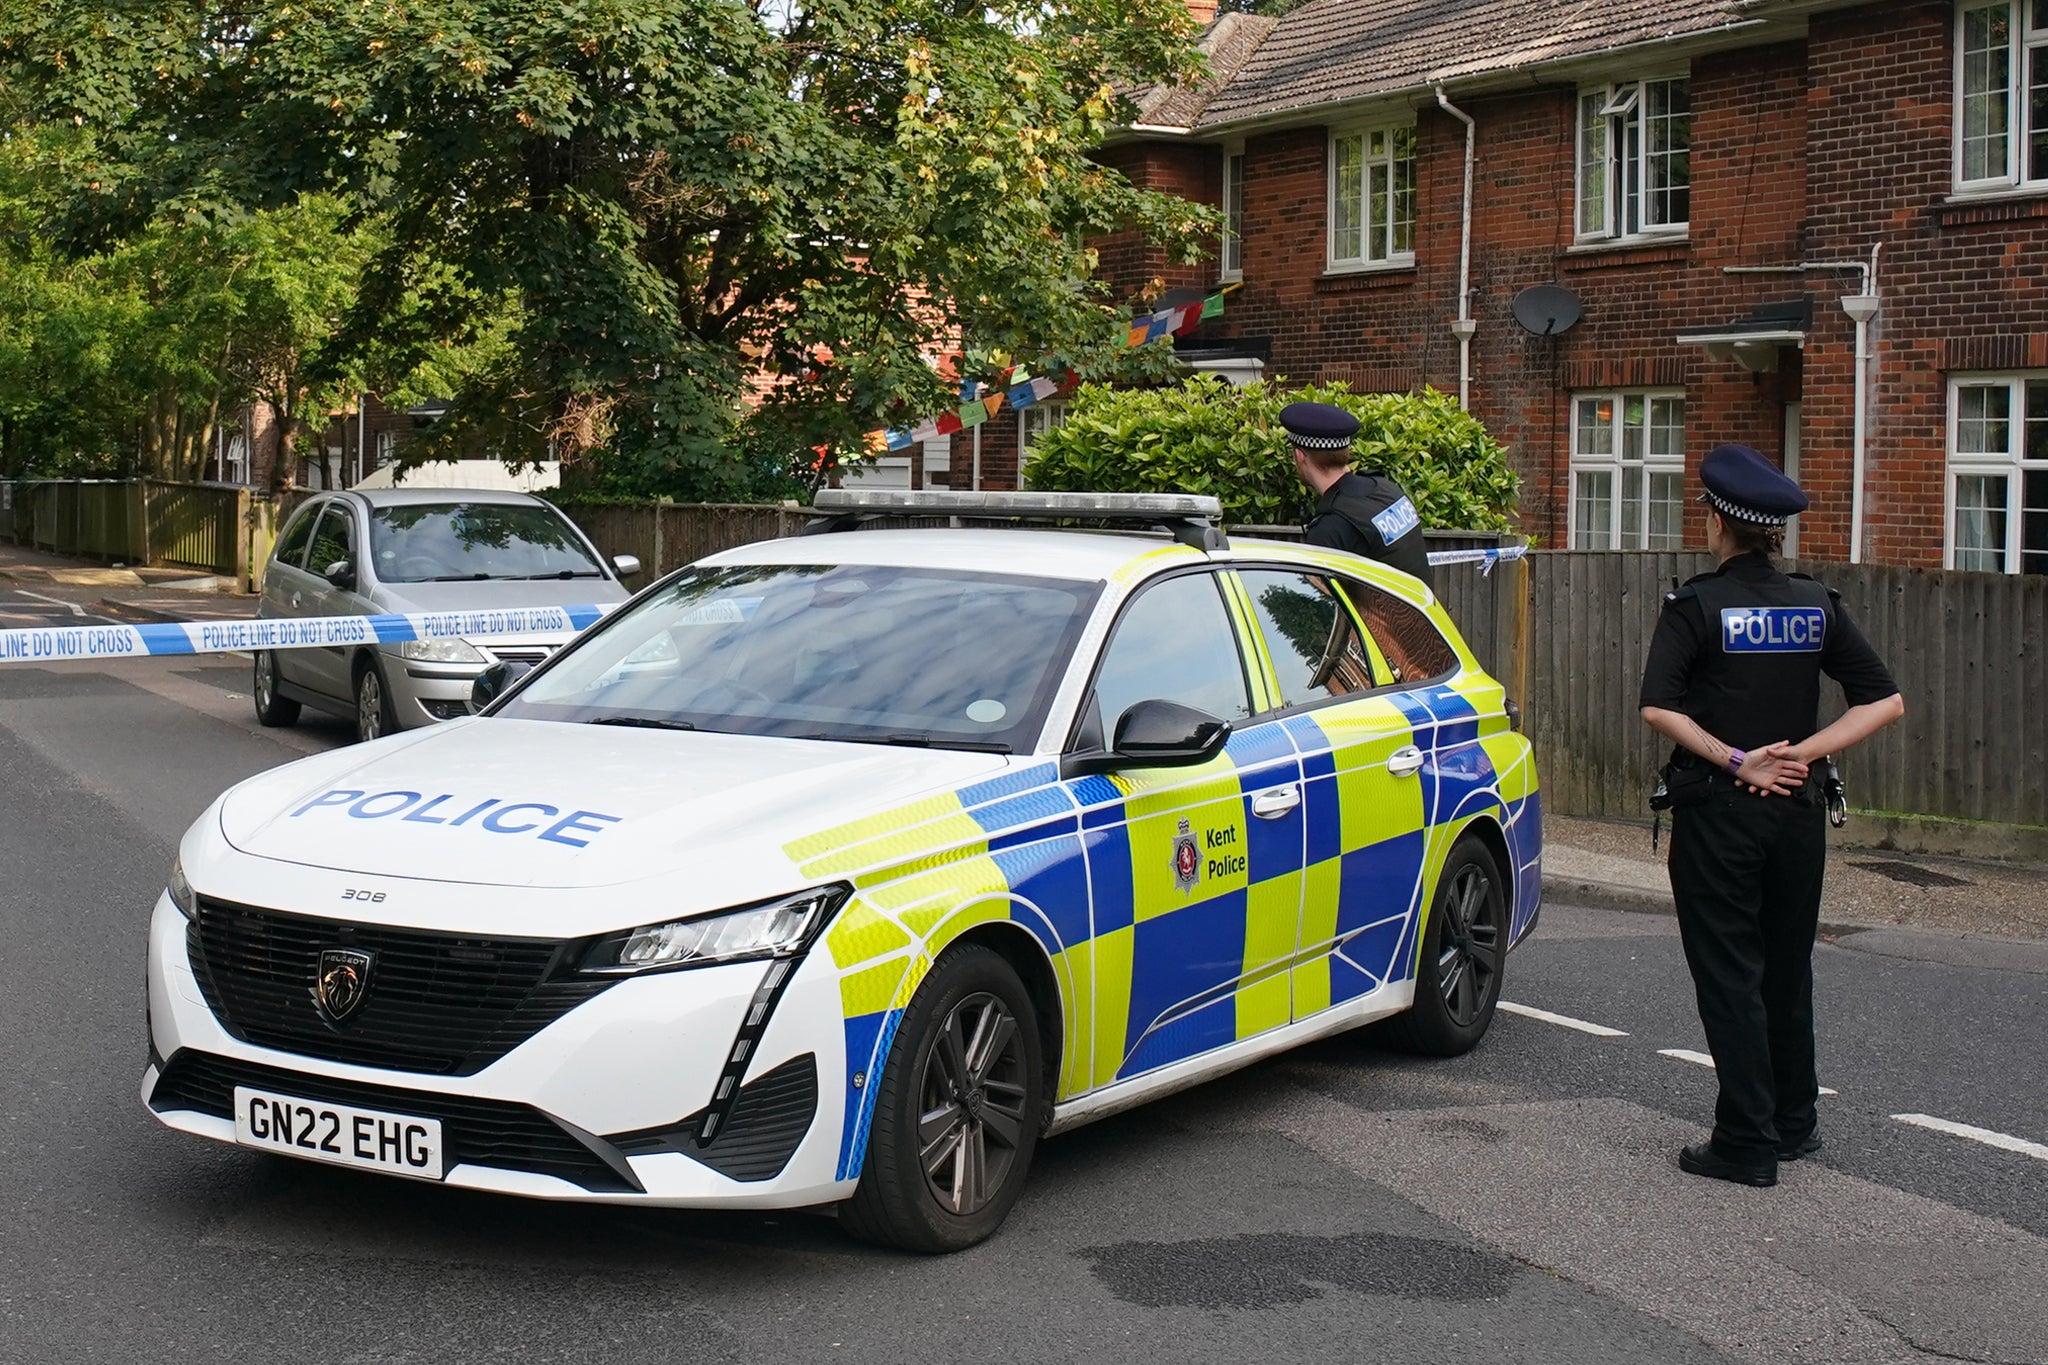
[2, 644, 2044, 1365]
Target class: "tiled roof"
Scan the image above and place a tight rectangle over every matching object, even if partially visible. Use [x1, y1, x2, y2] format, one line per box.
[1175, 0, 1765, 131]
[1128, 12, 1281, 130]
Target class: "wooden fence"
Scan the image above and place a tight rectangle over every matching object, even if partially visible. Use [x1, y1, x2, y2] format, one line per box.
[1522, 552, 2048, 832]
[0, 479, 266, 586]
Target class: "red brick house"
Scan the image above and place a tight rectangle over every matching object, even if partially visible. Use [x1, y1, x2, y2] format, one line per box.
[1063, 0, 2048, 572]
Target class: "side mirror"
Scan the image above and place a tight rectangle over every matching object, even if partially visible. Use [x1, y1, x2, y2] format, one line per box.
[1064, 699, 1231, 777]
[469, 658, 535, 712]
[321, 559, 356, 591]
[611, 554, 643, 579]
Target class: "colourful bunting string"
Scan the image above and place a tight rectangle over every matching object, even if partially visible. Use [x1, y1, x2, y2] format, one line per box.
[860, 284, 1236, 453]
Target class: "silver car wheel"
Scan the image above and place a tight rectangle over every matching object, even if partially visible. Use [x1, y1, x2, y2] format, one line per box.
[356, 668, 386, 742]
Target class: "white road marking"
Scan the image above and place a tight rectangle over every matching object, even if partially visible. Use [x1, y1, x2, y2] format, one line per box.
[14, 589, 87, 617]
[1498, 1000, 1629, 1037]
[1892, 1113, 2048, 1161]
[1659, 1048, 1836, 1094]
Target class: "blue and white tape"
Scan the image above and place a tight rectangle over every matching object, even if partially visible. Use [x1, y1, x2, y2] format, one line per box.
[0, 605, 611, 666]
[1425, 545, 1528, 577]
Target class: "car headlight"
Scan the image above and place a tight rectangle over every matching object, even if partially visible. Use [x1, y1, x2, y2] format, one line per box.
[400, 638, 486, 664]
[580, 884, 848, 975]
[167, 857, 197, 920]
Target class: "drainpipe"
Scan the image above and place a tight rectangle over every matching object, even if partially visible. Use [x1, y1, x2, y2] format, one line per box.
[1436, 86, 1478, 410]
[1723, 244, 1881, 562]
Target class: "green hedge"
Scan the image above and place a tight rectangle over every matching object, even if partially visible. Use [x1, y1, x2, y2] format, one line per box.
[1021, 377, 1519, 530]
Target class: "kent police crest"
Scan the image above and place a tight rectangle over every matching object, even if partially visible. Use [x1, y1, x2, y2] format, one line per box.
[1173, 818, 1201, 894]
[314, 948, 375, 1023]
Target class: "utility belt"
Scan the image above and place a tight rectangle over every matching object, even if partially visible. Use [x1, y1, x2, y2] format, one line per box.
[1649, 752, 1847, 848]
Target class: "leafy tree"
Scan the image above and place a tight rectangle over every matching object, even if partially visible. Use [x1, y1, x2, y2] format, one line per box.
[5, 0, 1217, 498]
[1022, 376, 1521, 529]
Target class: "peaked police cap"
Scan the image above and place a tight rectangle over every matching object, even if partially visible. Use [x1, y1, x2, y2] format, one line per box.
[1697, 443, 1808, 526]
[1280, 401, 1360, 451]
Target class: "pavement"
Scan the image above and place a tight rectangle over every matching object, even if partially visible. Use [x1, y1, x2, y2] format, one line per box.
[2, 648, 2045, 1364]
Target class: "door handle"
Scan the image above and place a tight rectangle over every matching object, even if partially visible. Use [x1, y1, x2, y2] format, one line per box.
[1251, 785, 1301, 819]
[1387, 745, 1427, 778]
[290, 592, 302, 610]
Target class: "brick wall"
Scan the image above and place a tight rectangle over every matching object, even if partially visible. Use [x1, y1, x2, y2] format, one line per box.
[1097, 2, 2048, 568]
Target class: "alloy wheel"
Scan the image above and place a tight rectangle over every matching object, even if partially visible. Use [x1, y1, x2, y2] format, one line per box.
[357, 670, 385, 741]
[1435, 863, 1501, 1028]
[254, 654, 274, 708]
[917, 991, 1029, 1217]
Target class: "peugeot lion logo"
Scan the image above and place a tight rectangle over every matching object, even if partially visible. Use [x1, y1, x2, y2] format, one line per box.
[314, 948, 376, 1023]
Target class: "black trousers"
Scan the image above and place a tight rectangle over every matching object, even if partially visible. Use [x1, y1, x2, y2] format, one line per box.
[1666, 788, 1827, 1161]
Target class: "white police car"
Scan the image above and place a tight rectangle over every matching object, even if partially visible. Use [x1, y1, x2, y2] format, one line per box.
[144, 492, 1541, 1252]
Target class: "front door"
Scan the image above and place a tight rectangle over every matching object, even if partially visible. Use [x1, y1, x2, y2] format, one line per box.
[1064, 570, 1305, 1089]
[299, 503, 363, 700]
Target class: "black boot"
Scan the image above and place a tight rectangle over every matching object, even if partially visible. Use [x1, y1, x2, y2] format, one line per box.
[1679, 1141, 1777, 1187]
[1776, 1131, 1822, 1161]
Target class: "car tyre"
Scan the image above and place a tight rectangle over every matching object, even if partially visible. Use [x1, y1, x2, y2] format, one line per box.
[353, 655, 397, 744]
[251, 652, 300, 727]
[1378, 833, 1507, 1056]
[841, 943, 1044, 1254]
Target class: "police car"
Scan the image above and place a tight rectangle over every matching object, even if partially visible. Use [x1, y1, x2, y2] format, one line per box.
[144, 491, 1542, 1252]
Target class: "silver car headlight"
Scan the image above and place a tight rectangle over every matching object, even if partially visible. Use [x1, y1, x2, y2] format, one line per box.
[400, 638, 486, 664]
[579, 885, 848, 975]
[167, 857, 197, 920]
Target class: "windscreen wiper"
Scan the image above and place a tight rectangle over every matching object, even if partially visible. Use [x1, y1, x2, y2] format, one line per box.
[510, 570, 603, 579]
[586, 716, 697, 731]
[427, 573, 492, 581]
[799, 733, 1011, 754]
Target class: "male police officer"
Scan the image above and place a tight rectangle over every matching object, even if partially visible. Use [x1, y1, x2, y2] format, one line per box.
[1283, 401, 1430, 582]
[1638, 444, 1904, 1187]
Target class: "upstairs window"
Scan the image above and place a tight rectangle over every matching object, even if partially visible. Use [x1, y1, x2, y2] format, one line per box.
[1570, 391, 1687, 549]
[1221, 143, 1245, 280]
[1957, 2, 2048, 190]
[1577, 78, 1691, 240]
[1328, 125, 1416, 270]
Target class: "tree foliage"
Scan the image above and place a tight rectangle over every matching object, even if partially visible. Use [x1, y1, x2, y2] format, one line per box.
[1022, 377, 1521, 529]
[4, 0, 1216, 497]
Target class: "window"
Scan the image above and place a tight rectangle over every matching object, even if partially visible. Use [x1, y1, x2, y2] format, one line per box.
[1020, 401, 1069, 454]
[1238, 570, 1379, 708]
[305, 506, 356, 576]
[1947, 376, 2048, 573]
[271, 503, 320, 569]
[1569, 392, 1687, 549]
[1339, 581, 1460, 685]
[1087, 573, 1252, 745]
[1328, 125, 1416, 269]
[1221, 143, 1245, 280]
[1957, 2, 2048, 189]
[1577, 77, 1690, 240]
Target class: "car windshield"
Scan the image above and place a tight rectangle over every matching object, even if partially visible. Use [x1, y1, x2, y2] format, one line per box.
[368, 502, 603, 583]
[494, 563, 1100, 752]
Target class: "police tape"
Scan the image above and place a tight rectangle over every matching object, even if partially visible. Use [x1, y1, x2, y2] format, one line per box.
[1424, 545, 1528, 577]
[0, 605, 613, 667]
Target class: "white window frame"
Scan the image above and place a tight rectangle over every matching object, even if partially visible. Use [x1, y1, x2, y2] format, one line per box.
[1326, 122, 1417, 273]
[1955, 1, 2048, 192]
[1945, 374, 2048, 573]
[1567, 389, 1688, 549]
[1019, 400, 1069, 455]
[1575, 76, 1691, 242]
[1220, 141, 1245, 281]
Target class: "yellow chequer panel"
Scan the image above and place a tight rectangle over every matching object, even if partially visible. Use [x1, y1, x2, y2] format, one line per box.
[1235, 873, 1302, 1037]
[1290, 857, 1345, 1016]
[1086, 925, 1135, 1092]
[1127, 793, 1250, 922]
[825, 902, 913, 971]
[838, 953, 916, 1018]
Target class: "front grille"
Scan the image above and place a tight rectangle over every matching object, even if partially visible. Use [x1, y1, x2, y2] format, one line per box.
[187, 897, 616, 1076]
[150, 1050, 638, 1192]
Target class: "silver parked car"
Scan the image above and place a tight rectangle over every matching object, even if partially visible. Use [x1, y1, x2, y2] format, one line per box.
[253, 489, 637, 742]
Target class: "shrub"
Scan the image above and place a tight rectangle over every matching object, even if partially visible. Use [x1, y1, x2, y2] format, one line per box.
[1022, 377, 1519, 530]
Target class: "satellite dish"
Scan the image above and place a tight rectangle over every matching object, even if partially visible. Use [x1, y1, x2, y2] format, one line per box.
[1512, 284, 1584, 337]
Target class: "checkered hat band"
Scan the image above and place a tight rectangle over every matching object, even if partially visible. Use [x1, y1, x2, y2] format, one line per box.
[1700, 489, 1790, 526]
[1288, 432, 1353, 450]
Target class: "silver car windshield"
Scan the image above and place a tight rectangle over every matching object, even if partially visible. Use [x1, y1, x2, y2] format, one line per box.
[368, 503, 604, 583]
[495, 563, 1100, 753]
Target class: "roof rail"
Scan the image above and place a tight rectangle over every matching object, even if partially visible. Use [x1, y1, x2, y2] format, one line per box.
[803, 489, 1229, 551]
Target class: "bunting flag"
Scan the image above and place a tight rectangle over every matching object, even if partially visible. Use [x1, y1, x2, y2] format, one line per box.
[860, 283, 1238, 453]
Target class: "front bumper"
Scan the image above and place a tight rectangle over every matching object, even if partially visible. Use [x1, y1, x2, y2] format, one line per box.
[383, 637, 566, 728]
[141, 894, 858, 1209]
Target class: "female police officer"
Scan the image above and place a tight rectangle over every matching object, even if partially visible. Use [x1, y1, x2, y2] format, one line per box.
[1638, 444, 1904, 1187]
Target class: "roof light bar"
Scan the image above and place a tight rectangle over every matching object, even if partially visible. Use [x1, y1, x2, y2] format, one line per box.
[810, 489, 1223, 519]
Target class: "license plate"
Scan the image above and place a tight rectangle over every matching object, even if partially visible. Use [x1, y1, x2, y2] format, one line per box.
[233, 1085, 445, 1180]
